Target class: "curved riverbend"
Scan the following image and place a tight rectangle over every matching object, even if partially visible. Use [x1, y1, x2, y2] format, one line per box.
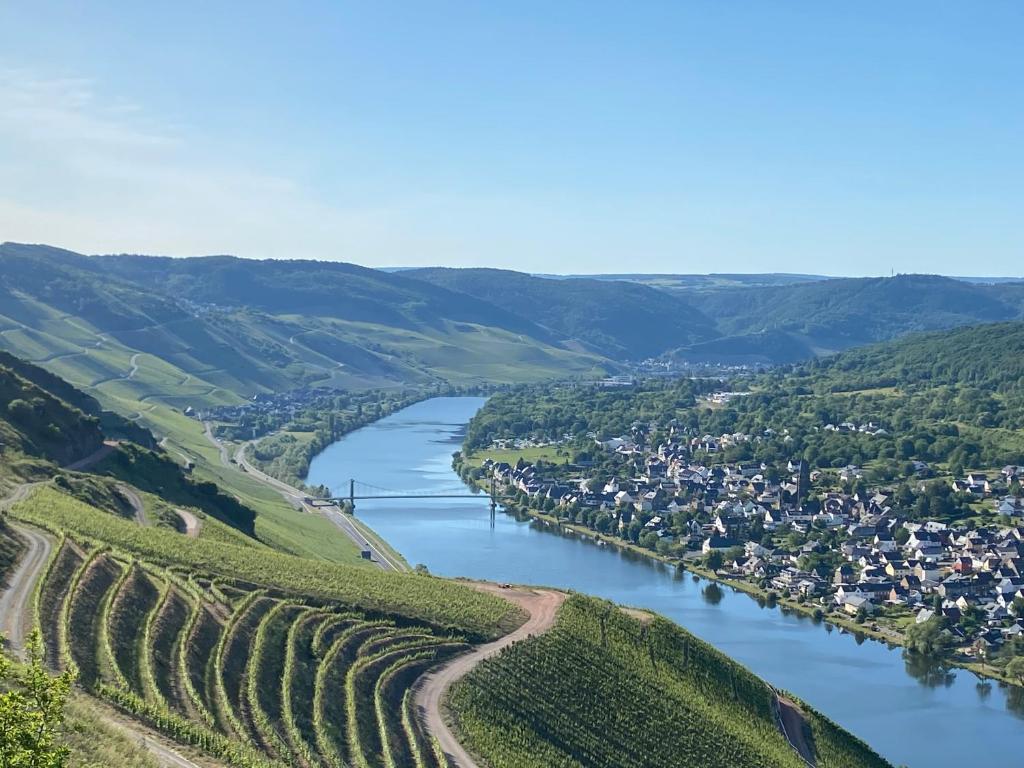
[308, 396, 1024, 768]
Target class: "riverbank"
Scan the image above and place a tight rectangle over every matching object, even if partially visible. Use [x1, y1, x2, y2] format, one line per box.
[240, 390, 441, 491]
[302, 396, 1024, 766]
[488, 494, 1020, 689]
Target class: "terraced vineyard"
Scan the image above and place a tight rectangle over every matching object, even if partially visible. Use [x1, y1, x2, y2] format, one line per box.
[448, 595, 893, 768]
[32, 536, 469, 768]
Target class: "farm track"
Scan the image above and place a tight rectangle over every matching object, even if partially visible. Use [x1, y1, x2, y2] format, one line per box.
[64, 440, 118, 471]
[414, 585, 565, 768]
[117, 484, 147, 526]
[0, 486, 53, 657]
[175, 509, 201, 537]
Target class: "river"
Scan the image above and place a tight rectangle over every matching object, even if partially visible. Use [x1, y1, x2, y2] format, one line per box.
[307, 396, 1023, 768]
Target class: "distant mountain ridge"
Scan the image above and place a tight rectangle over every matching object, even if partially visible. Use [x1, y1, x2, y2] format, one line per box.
[686, 273, 1024, 356]
[5, 243, 1024, 386]
[0, 243, 613, 412]
[404, 266, 718, 358]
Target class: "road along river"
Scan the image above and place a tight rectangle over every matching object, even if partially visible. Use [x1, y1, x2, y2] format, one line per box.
[307, 396, 1024, 768]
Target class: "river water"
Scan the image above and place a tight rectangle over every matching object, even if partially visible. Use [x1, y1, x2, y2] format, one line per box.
[307, 396, 1023, 767]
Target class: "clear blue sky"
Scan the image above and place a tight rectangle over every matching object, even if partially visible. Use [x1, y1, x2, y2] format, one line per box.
[1, 2, 1021, 275]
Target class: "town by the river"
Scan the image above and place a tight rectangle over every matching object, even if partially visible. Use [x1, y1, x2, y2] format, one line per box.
[307, 396, 1024, 768]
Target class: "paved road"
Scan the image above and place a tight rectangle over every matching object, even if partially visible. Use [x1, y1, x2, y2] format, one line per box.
[319, 503, 405, 572]
[414, 585, 566, 768]
[229, 437, 404, 571]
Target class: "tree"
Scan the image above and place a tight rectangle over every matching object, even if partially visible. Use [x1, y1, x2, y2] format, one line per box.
[638, 531, 660, 550]
[1012, 595, 1024, 618]
[1006, 657, 1024, 686]
[705, 549, 724, 572]
[0, 630, 75, 768]
[904, 616, 952, 656]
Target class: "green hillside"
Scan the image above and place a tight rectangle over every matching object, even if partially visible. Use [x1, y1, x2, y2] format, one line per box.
[0, 243, 608, 404]
[688, 274, 1024, 355]
[9, 244, 1024, 381]
[0, 349, 348, 558]
[0, 355, 104, 468]
[796, 320, 1024, 392]
[449, 595, 890, 768]
[406, 267, 718, 358]
[5, 488, 513, 768]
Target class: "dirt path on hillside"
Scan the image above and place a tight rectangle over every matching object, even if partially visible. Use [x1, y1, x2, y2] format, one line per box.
[203, 422, 231, 467]
[0, 518, 53, 657]
[776, 694, 816, 767]
[414, 585, 566, 768]
[82, 695, 218, 768]
[116, 483, 148, 526]
[175, 509, 201, 538]
[1, 484, 53, 656]
[64, 440, 118, 471]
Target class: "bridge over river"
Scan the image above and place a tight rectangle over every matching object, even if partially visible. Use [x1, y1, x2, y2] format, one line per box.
[321, 478, 510, 525]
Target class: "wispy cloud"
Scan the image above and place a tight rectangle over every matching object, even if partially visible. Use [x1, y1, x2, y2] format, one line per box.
[0, 70, 410, 260]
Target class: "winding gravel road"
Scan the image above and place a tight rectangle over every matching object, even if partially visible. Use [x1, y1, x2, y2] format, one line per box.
[175, 508, 201, 538]
[414, 585, 566, 768]
[0, 519, 53, 657]
[64, 440, 118, 471]
[0, 487, 211, 768]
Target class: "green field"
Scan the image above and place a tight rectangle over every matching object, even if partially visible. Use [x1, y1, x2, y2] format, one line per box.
[465, 445, 569, 467]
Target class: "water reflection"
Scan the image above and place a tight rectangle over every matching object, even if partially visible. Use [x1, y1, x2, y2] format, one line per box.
[1005, 684, 1024, 719]
[701, 583, 724, 605]
[903, 653, 957, 689]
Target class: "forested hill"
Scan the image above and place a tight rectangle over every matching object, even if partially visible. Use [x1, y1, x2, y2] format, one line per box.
[95, 250, 555, 341]
[0, 349, 257, 533]
[792, 321, 1024, 393]
[687, 273, 1024, 355]
[0, 353, 104, 466]
[405, 267, 719, 358]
